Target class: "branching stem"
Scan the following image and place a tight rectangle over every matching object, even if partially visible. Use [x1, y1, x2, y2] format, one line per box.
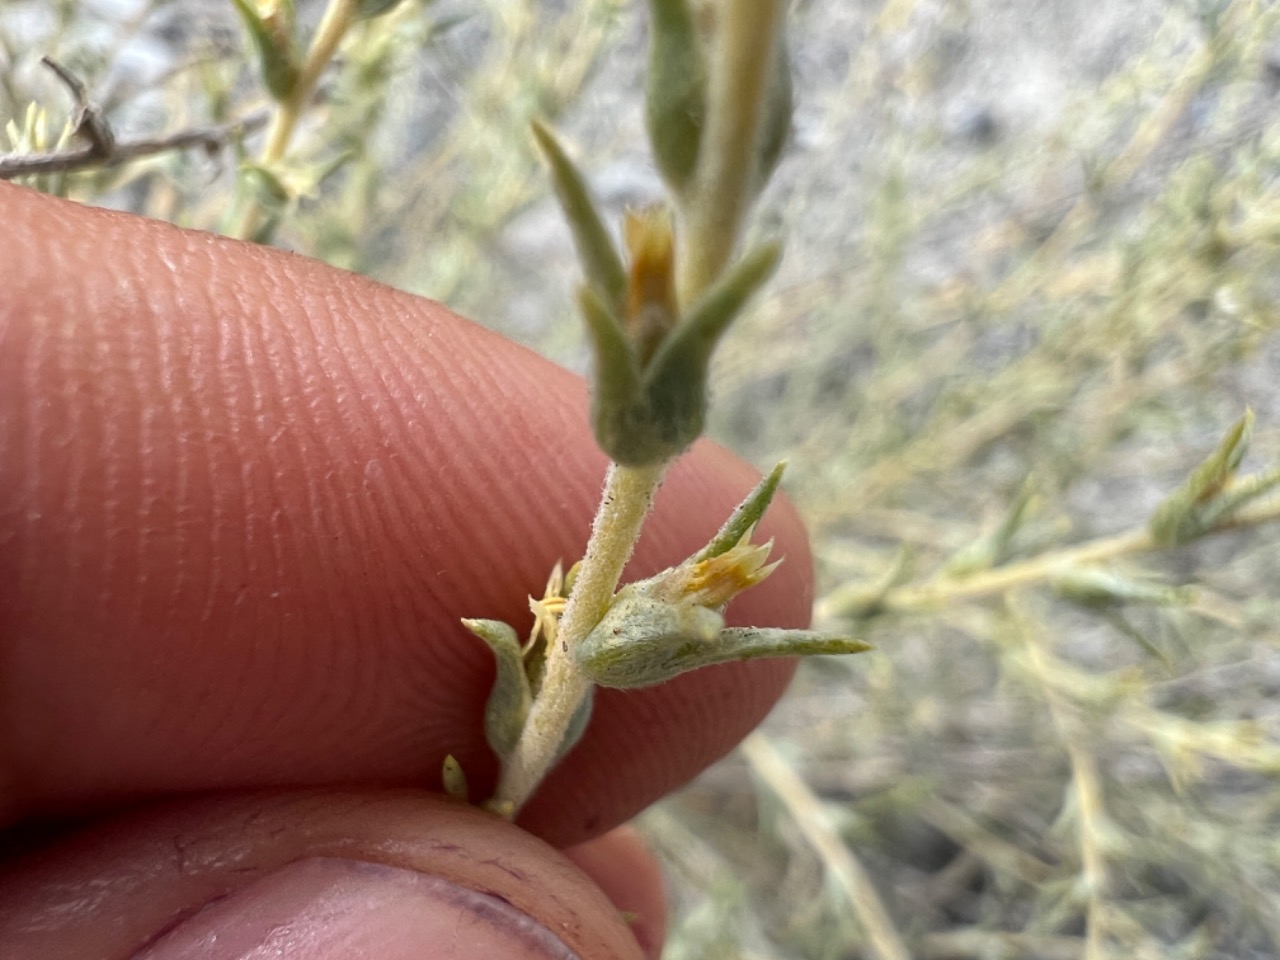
[0, 110, 269, 180]
[821, 495, 1280, 619]
[493, 461, 668, 814]
[234, 0, 360, 240]
[0, 58, 268, 180]
[492, 0, 793, 817]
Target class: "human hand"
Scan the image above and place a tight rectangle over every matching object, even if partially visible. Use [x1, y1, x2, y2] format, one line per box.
[0, 182, 814, 958]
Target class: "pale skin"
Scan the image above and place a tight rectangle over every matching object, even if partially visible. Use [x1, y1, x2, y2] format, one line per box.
[0, 182, 815, 958]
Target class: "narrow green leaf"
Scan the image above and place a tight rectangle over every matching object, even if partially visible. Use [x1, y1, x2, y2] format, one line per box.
[697, 461, 787, 561]
[755, 30, 793, 187]
[644, 0, 706, 192]
[946, 475, 1036, 576]
[462, 618, 531, 759]
[1150, 411, 1253, 546]
[531, 120, 627, 313]
[1099, 610, 1171, 666]
[1190, 464, 1280, 532]
[230, 0, 300, 101]
[356, 0, 405, 19]
[830, 545, 916, 619]
[648, 241, 782, 375]
[1052, 566, 1193, 608]
[716, 627, 872, 667]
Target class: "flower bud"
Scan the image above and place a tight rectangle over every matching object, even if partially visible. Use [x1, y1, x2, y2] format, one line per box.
[584, 240, 781, 465]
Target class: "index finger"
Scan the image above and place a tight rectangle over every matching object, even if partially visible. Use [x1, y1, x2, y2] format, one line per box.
[0, 183, 812, 847]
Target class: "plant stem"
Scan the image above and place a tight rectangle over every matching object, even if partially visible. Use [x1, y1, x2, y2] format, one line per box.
[743, 732, 914, 960]
[821, 494, 1280, 619]
[0, 109, 270, 179]
[677, 0, 785, 303]
[492, 0, 794, 816]
[1012, 602, 1109, 960]
[493, 460, 667, 815]
[234, 0, 360, 240]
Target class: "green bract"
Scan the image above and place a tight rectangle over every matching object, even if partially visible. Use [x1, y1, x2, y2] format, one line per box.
[530, 121, 627, 315]
[575, 595, 870, 689]
[532, 117, 783, 466]
[581, 240, 782, 465]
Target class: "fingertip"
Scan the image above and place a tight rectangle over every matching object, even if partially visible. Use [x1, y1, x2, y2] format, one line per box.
[0, 790, 649, 960]
[0, 183, 813, 842]
[565, 826, 668, 960]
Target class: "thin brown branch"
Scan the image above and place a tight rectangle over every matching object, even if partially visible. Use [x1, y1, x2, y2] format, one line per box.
[1, 57, 269, 180]
[39, 55, 115, 157]
[0, 110, 270, 180]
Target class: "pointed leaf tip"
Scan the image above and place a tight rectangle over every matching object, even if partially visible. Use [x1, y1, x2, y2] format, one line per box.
[441, 754, 469, 801]
[531, 120, 627, 312]
[699, 461, 787, 561]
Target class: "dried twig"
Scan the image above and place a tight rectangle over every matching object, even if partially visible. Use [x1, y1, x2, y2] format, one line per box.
[743, 732, 915, 960]
[0, 57, 268, 180]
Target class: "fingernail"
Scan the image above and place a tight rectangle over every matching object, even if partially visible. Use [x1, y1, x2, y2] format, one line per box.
[133, 857, 577, 960]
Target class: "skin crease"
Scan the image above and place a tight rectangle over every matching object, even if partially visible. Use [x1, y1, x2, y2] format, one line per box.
[0, 182, 813, 957]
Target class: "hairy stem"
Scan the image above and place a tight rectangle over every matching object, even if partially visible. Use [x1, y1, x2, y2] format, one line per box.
[493, 460, 667, 815]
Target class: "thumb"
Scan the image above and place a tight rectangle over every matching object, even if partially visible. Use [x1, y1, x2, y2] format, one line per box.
[0, 788, 661, 960]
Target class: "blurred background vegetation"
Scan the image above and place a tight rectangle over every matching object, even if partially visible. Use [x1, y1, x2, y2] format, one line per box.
[4, 0, 1280, 956]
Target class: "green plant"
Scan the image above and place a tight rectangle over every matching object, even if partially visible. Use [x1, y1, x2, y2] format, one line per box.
[458, 1, 869, 817]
